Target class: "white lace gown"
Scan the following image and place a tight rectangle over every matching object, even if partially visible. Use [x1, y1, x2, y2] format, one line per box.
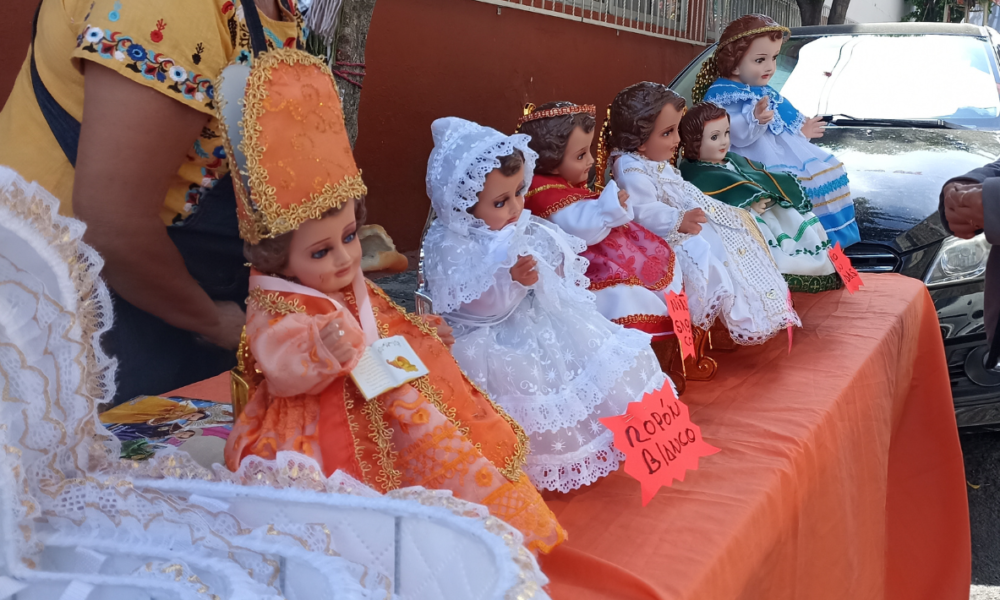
[614, 153, 801, 344]
[426, 213, 667, 493]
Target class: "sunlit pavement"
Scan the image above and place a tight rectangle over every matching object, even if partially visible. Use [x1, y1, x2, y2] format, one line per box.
[973, 585, 1000, 599]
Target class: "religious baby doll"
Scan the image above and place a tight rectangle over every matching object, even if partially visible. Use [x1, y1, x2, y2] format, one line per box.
[679, 102, 841, 293]
[422, 116, 672, 493]
[515, 102, 685, 357]
[693, 13, 860, 249]
[608, 82, 800, 345]
[214, 48, 565, 554]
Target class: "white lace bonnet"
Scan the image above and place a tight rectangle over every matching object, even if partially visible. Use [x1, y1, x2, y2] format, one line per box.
[425, 117, 538, 236]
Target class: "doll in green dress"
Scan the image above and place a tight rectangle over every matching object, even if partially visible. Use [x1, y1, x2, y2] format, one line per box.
[679, 102, 841, 293]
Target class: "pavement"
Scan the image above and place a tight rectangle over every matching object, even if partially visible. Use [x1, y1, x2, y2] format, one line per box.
[371, 266, 999, 599]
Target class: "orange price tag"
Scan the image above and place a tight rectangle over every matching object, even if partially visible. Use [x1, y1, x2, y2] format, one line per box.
[828, 242, 863, 294]
[600, 385, 719, 506]
[665, 291, 695, 360]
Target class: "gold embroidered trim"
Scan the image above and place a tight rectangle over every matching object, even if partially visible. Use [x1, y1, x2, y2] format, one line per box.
[248, 287, 306, 315]
[811, 191, 852, 208]
[237, 49, 368, 243]
[361, 392, 401, 491]
[612, 313, 672, 326]
[367, 282, 529, 481]
[703, 180, 758, 196]
[524, 183, 568, 198]
[534, 193, 595, 219]
[623, 167, 646, 174]
[798, 162, 845, 182]
[342, 384, 373, 485]
[719, 25, 789, 48]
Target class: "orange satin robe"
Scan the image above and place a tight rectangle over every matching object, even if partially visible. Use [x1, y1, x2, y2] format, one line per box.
[225, 280, 566, 553]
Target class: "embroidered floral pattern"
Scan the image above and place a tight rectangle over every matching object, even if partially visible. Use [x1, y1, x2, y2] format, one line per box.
[79, 26, 215, 109]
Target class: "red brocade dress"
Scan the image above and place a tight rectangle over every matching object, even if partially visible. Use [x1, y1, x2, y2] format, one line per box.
[525, 174, 682, 338]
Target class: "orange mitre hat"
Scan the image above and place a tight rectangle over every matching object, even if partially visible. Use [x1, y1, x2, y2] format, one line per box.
[215, 48, 367, 244]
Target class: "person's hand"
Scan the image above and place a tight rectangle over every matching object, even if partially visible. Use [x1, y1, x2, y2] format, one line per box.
[618, 189, 630, 209]
[422, 314, 456, 347]
[679, 208, 708, 235]
[754, 96, 774, 125]
[943, 182, 985, 239]
[319, 319, 363, 365]
[510, 255, 539, 286]
[751, 199, 770, 215]
[801, 116, 827, 140]
[201, 301, 245, 350]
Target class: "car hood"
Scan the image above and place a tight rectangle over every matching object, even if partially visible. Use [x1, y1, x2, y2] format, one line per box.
[816, 127, 1000, 251]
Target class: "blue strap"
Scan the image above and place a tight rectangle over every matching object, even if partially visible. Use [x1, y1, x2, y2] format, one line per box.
[30, 0, 80, 167]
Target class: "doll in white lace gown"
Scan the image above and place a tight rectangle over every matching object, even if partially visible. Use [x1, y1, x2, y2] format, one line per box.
[422, 117, 671, 493]
[608, 82, 800, 344]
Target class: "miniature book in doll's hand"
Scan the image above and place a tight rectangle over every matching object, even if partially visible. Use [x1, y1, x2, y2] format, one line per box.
[349, 336, 430, 400]
[99, 395, 233, 467]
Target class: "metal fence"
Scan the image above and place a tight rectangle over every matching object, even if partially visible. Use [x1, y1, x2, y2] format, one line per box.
[476, 0, 801, 45]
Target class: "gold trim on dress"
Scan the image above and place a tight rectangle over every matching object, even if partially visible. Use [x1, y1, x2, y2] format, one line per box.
[248, 287, 306, 315]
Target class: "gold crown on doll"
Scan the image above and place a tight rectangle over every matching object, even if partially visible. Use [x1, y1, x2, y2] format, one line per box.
[215, 48, 367, 244]
[515, 102, 597, 130]
[691, 23, 789, 104]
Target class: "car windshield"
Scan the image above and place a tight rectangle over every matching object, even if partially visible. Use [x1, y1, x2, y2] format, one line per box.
[672, 33, 1000, 129]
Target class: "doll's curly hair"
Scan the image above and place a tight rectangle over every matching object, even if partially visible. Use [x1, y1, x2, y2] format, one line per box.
[244, 196, 368, 275]
[716, 14, 786, 78]
[518, 102, 597, 174]
[679, 102, 730, 160]
[608, 82, 686, 152]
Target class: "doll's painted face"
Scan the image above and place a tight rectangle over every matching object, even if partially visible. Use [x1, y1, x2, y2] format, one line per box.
[552, 126, 595, 186]
[699, 116, 730, 163]
[472, 165, 526, 231]
[637, 103, 682, 163]
[281, 197, 361, 294]
[730, 35, 782, 87]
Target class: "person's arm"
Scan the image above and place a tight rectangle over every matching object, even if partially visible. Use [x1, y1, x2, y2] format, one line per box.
[939, 159, 1000, 236]
[73, 63, 242, 348]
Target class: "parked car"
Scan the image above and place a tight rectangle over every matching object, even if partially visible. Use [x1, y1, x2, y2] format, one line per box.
[670, 22, 1000, 427]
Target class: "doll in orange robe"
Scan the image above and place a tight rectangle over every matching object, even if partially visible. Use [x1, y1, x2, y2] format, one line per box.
[214, 48, 565, 554]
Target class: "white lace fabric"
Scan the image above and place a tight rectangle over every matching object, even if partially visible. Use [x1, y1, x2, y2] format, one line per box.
[0, 165, 550, 600]
[422, 120, 674, 492]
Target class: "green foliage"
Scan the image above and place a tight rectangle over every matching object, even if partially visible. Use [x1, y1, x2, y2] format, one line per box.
[901, 0, 967, 22]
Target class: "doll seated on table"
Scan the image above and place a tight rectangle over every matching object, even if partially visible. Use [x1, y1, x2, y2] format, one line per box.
[608, 82, 800, 346]
[679, 102, 841, 293]
[515, 102, 689, 384]
[215, 48, 565, 554]
[692, 13, 860, 249]
[422, 116, 673, 492]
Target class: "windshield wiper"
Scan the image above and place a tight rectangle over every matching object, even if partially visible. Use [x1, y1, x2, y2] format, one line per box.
[819, 115, 966, 129]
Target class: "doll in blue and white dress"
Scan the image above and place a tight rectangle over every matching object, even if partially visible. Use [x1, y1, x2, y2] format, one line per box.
[692, 13, 861, 249]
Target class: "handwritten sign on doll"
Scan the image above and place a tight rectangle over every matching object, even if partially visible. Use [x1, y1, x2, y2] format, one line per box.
[350, 336, 429, 400]
[665, 291, 696, 360]
[828, 242, 863, 294]
[600, 386, 719, 506]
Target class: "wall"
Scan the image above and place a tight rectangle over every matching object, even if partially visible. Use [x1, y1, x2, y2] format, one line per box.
[355, 0, 705, 250]
[0, 2, 35, 109]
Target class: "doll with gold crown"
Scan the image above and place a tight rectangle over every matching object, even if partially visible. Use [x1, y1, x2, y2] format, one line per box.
[214, 46, 565, 554]
[692, 14, 860, 249]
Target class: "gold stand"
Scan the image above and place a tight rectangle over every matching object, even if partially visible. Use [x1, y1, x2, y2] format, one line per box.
[683, 326, 718, 382]
[708, 318, 739, 352]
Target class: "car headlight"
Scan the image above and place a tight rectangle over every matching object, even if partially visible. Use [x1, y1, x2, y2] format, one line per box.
[924, 233, 991, 287]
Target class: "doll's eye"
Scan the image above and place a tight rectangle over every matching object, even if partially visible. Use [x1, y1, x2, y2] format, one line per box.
[516, 185, 526, 197]
[711, 134, 718, 141]
[494, 199, 507, 209]
[343, 231, 357, 244]
[578, 153, 586, 160]
[311, 248, 329, 259]
[662, 128, 673, 137]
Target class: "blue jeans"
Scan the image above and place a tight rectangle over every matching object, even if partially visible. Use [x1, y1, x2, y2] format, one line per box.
[102, 175, 247, 406]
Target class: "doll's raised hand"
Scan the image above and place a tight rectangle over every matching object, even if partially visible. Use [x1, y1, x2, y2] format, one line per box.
[800, 116, 827, 140]
[320, 317, 365, 366]
[750, 199, 770, 215]
[679, 208, 708, 235]
[421, 314, 456, 347]
[618, 189, 630, 209]
[510, 255, 539, 286]
[754, 97, 775, 125]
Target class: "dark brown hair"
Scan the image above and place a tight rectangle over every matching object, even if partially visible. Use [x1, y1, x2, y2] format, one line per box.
[716, 14, 785, 78]
[497, 148, 525, 177]
[244, 196, 368, 275]
[679, 102, 730, 160]
[608, 82, 686, 151]
[518, 102, 597, 174]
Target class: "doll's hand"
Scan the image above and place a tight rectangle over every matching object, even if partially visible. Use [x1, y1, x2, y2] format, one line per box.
[422, 314, 456, 347]
[754, 96, 775, 125]
[320, 320, 364, 366]
[678, 208, 708, 235]
[618, 189, 630, 209]
[510, 255, 539, 286]
[801, 116, 827, 140]
[751, 199, 770, 215]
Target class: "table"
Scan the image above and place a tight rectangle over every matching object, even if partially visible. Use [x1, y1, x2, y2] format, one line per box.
[538, 273, 970, 600]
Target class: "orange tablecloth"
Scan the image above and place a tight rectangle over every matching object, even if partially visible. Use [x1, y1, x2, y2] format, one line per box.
[539, 273, 970, 600]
